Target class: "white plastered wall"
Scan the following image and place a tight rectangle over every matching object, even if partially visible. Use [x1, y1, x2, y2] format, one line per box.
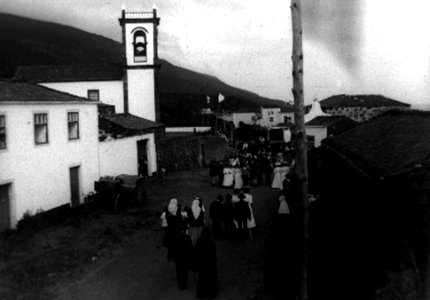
[232, 113, 256, 128]
[98, 133, 157, 176]
[0, 103, 99, 227]
[127, 70, 155, 121]
[40, 81, 124, 113]
[305, 126, 327, 148]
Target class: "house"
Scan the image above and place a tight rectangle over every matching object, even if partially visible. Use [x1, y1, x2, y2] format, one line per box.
[0, 82, 100, 230]
[231, 106, 294, 128]
[322, 110, 430, 179]
[319, 94, 411, 122]
[309, 110, 430, 298]
[13, 7, 162, 176]
[0, 7, 163, 229]
[305, 115, 357, 148]
[231, 106, 260, 127]
[98, 113, 164, 176]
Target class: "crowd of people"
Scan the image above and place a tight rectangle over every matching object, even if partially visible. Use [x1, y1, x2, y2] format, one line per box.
[160, 137, 301, 298]
[160, 197, 218, 299]
[209, 138, 295, 191]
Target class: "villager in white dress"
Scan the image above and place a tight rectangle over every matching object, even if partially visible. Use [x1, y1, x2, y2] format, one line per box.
[222, 167, 234, 188]
[271, 164, 290, 189]
[233, 168, 243, 190]
[243, 192, 256, 229]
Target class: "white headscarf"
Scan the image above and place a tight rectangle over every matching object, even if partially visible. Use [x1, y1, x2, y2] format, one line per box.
[168, 198, 178, 215]
[278, 195, 290, 214]
[191, 198, 202, 219]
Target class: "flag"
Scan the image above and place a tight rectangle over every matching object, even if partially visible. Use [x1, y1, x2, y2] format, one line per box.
[218, 93, 225, 103]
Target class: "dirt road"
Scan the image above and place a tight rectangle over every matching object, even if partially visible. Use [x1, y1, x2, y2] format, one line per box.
[53, 169, 283, 300]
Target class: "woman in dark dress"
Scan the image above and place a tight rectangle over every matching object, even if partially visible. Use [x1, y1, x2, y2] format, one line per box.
[171, 229, 193, 290]
[222, 194, 236, 241]
[185, 197, 205, 247]
[194, 227, 218, 299]
[162, 198, 184, 261]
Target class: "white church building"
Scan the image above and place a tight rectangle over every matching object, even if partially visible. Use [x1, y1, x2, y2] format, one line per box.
[0, 8, 163, 230]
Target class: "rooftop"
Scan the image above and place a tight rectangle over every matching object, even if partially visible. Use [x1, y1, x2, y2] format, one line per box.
[306, 116, 356, 127]
[99, 113, 164, 139]
[233, 104, 295, 114]
[0, 81, 95, 103]
[14, 64, 123, 83]
[233, 107, 260, 114]
[320, 94, 410, 109]
[323, 110, 430, 178]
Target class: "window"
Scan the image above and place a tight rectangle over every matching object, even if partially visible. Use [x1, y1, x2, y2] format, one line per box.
[34, 113, 48, 145]
[269, 117, 274, 122]
[133, 30, 147, 62]
[0, 115, 5, 149]
[284, 116, 292, 124]
[68, 112, 79, 140]
[87, 90, 99, 101]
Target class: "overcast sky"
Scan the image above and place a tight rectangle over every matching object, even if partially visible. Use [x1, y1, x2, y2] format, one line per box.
[2, 0, 430, 106]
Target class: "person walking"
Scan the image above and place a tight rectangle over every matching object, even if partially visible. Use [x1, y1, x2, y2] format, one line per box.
[161, 198, 185, 261]
[241, 162, 251, 187]
[209, 160, 219, 186]
[277, 195, 291, 216]
[242, 186, 256, 239]
[234, 192, 251, 240]
[222, 164, 234, 188]
[263, 154, 273, 186]
[185, 197, 205, 247]
[171, 228, 194, 290]
[222, 194, 236, 241]
[231, 188, 240, 203]
[209, 195, 223, 240]
[217, 161, 224, 187]
[194, 228, 218, 299]
[233, 167, 243, 190]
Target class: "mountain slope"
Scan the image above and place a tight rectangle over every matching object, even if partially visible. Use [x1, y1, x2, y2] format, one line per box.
[0, 13, 122, 77]
[0, 13, 291, 123]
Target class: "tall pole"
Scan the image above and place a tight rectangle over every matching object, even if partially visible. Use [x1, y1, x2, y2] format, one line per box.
[291, 1, 309, 300]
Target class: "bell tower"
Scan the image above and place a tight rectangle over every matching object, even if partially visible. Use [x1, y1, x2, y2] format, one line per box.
[119, 6, 160, 122]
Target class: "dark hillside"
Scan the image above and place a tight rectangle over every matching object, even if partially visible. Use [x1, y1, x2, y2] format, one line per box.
[0, 13, 122, 78]
[0, 13, 292, 121]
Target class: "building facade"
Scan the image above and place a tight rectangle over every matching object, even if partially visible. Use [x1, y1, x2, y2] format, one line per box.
[1, 8, 163, 229]
[231, 106, 294, 128]
[0, 82, 99, 230]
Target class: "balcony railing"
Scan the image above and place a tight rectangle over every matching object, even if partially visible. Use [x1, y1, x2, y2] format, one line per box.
[124, 11, 154, 19]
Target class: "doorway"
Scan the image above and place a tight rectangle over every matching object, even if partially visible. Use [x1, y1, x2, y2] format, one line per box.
[69, 166, 80, 207]
[0, 184, 11, 231]
[137, 139, 148, 177]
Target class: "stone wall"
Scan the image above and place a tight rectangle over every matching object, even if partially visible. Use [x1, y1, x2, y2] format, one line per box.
[157, 136, 229, 172]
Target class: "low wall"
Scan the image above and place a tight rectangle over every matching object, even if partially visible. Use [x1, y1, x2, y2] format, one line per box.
[157, 136, 228, 171]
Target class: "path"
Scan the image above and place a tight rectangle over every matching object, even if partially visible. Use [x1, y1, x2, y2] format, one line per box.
[52, 169, 283, 300]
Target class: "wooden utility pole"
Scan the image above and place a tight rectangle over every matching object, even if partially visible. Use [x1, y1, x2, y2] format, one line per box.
[291, 0, 309, 300]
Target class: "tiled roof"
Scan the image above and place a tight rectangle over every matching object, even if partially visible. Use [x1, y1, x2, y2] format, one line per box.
[99, 113, 164, 138]
[14, 64, 123, 83]
[261, 104, 295, 113]
[320, 94, 410, 109]
[233, 107, 259, 113]
[102, 113, 163, 130]
[306, 116, 355, 127]
[0, 81, 95, 103]
[233, 104, 295, 114]
[323, 111, 430, 178]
